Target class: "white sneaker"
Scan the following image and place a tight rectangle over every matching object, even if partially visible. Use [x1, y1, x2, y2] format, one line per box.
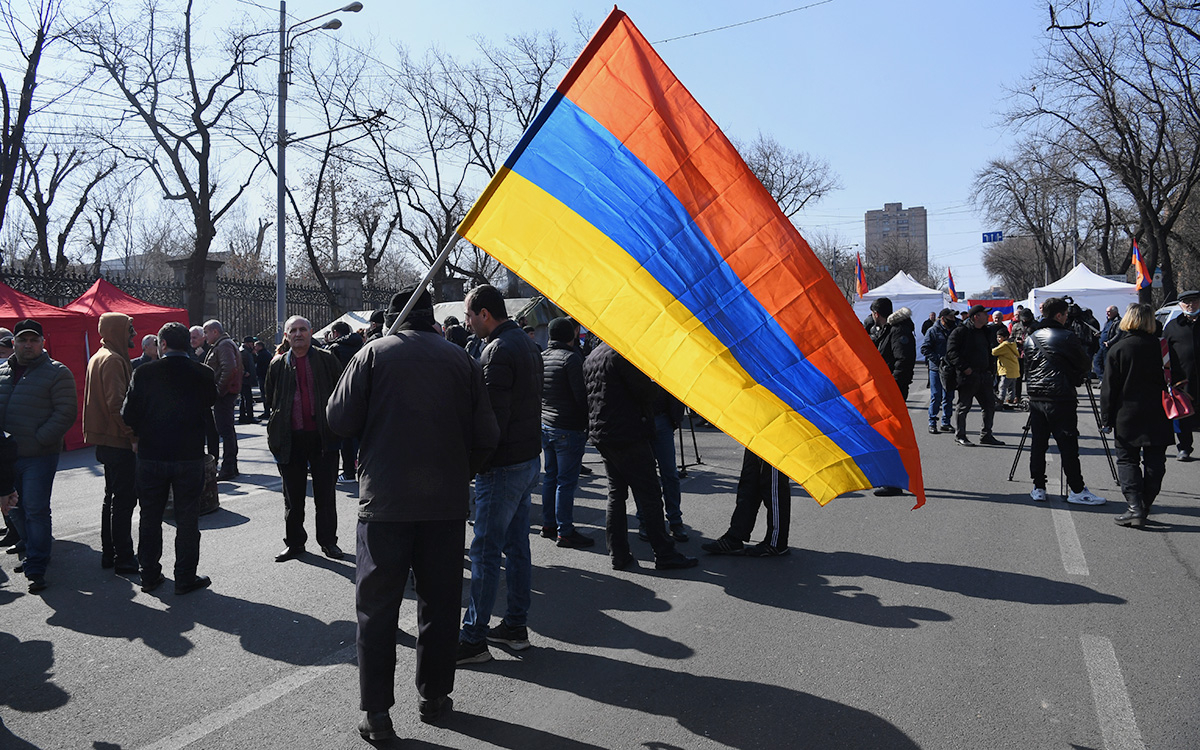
[1030, 488, 1047, 502]
[1066, 487, 1106, 505]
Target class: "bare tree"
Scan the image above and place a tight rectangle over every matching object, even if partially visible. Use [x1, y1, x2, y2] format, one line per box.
[983, 235, 1047, 300]
[738, 132, 842, 218]
[72, 0, 273, 322]
[1010, 0, 1200, 302]
[15, 141, 116, 271]
[805, 230, 857, 301]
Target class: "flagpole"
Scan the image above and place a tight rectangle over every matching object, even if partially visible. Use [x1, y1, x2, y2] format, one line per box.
[385, 233, 463, 336]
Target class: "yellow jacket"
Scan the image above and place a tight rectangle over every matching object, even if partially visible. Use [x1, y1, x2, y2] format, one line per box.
[992, 340, 1021, 378]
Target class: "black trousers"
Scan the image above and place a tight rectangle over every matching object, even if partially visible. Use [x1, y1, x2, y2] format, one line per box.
[1114, 438, 1167, 510]
[356, 519, 465, 711]
[277, 431, 339, 549]
[1029, 399, 1083, 492]
[96, 445, 137, 564]
[137, 458, 205, 581]
[213, 392, 238, 471]
[595, 439, 675, 559]
[727, 448, 791, 547]
[1176, 414, 1197, 452]
[954, 374, 996, 439]
[239, 381, 256, 421]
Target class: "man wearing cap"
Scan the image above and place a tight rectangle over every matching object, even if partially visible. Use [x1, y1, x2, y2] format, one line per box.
[944, 305, 1005, 447]
[457, 283, 544, 665]
[327, 286, 499, 739]
[921, 308, 958, 434]
[264, 316, 346, 562]
[1024, 297, 1105, 504]
[0, 319, 78, 593]
[1165, 290, 1200, 461]
[83, 313, 140, 574]
[238, 336, 259, 424]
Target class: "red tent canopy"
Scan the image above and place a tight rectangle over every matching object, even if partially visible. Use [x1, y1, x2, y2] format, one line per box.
[65, 278, 189, 358]
[0, 281, 91, 450]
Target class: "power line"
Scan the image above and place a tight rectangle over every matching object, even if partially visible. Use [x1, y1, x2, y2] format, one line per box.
[654, 0, 840, 44]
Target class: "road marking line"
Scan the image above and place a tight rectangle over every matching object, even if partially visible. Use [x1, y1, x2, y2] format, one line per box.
[136, 612, 419, 750]
[1051, 508, 1089, 576]
[1081, 634, 1146, 750]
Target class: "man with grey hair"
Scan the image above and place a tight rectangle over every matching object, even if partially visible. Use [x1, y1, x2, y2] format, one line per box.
[203, 319, 242, 480]
[132, 334, 158, 369]
[264, 315, 345, 561]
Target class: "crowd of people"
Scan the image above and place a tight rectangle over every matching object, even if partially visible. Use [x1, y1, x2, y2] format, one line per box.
[2, 282, 1195, 740]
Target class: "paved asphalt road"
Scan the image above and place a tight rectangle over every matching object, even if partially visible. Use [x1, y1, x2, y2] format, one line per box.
[2, 380, 1198, 749]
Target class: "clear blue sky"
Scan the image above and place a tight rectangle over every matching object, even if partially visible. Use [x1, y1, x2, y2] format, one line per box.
[231, 0, 1051, 296]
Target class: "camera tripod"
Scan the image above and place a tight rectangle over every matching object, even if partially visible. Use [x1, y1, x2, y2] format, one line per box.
[677, 408, 703, 477]
[1007, 377, 1118, 484]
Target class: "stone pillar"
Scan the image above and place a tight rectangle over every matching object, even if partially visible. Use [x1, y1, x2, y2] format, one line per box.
[325, 270, 364, 316]
[167, 257, 225, 325]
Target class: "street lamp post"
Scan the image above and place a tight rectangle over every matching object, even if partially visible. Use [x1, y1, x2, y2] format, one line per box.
[276, 1, 363, 344]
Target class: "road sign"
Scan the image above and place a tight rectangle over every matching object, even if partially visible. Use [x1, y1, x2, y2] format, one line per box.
[982, 231, 1004, 243]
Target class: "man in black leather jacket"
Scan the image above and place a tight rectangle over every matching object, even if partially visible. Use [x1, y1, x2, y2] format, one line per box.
[944, 305, 1004, 447]
[1023, 297, 1105, 505]
[1164, 290, 1200, 461]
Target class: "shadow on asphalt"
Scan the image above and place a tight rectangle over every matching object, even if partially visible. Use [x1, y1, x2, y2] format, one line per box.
[0, 632, 71, 714]
[457, 649, 919, 750]
[24, 540, 355, 667]
[0, 715, 42, 750]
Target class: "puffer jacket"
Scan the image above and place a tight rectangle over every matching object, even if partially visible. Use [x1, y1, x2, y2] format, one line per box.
[991, 340, 1021, 378]
[541, 341, 587, 431]
[876, 307, 916, 386]
[479, 319, 543, 469]
[0, 351, 77, 456]
[204, 333, 241, 395]
[83, 312, 136, 449]
[584, 341, 656, 445]
[1024, 320, 1090, 402]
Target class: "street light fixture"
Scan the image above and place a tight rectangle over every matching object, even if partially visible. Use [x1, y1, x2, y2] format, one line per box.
[275, 1, 363, 344]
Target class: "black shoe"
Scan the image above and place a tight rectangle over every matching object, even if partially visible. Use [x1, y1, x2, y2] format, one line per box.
[979, 434, 1006, 446]
[27, 575, 47, 594]
[928, 424, 939, 434]
[955, 436, 974, 447]
[611, 551, 635, 570]
[556, 530, 595, 548]
[637, 527, 650, 542]
[487, 620, 531, 650]
[578, 464, 593, 475]
[6, 543, 24, 555]
[669, 524, 689, 543]
[114, 560, 140, 575]
[456, 639, 492, 665]
[873, 486, 903, 497]
[174, 575, 211, 595]
[216, 468, 239, 481]
[358, 711, 396, 741]
[237, 417, 255, 424]
[700, 536, 744, 555]
[539, 525, 557, 539]
[320, 544, 344, 560]
[141, 573, 165, 593]
[940, 424, 955, 432]
[101, 554, 115, 569]
[0, 529, 17, 548]
[655, 552, 699, 570]
[14, 562, 23, 573]
[1114, 511, 1146, 528]
[744, 542, 790, 557]
[418, 695, 453, 725]
[275, 546, 305, 563]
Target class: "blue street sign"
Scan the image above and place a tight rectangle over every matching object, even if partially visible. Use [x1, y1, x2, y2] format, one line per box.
[982, 231, 1004, 243]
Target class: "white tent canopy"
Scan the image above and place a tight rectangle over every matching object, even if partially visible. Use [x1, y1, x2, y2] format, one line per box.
[853, 271, 950, 323]
[1022, 264, 1138, 319]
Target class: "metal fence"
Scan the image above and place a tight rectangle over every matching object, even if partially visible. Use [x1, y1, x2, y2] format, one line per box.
[1, 269, 358, 340]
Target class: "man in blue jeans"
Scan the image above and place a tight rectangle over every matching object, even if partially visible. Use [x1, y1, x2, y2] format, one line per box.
[921, 308, 958, 434]
[458, 284, 544, 665]
[0, 319, 77, 594]
[539, 317, 593, 548]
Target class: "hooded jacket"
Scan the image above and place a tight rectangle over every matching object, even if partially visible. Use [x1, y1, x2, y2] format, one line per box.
[875, 307, 916, 386]
[83, 312, 137, 450]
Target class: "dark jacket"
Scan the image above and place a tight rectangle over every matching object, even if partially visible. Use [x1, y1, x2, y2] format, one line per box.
[131, 354, 156, 370]
[541, 341, 588, 431]
[204, 333, 241, 396]
[944, 322, 992, 386]
[478, 319, 543, 469]
[254, 348, 271, 388]
[1094, 316, 1124, 375]
[263, 346, 344, 464]
[1024, 320, 1090, 402]
[584, 342, 656, 445]
[1164, 313, 1200, 403]
[920, 318, 957, 369]
[0, 432, 17, 495]
[0, 351, 77, 457]
[326, 326, 499, 522]
[121, 353, 217, 461]
[1101, 330, 1173, 446]
[327, 331, 364, 368]
[240, 346, 257, 388]
[875, 307, 916, 386]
